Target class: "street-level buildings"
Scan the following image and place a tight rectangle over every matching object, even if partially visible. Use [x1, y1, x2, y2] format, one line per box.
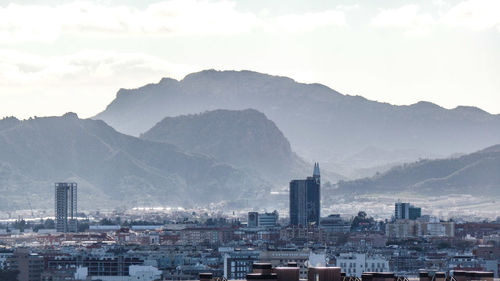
[335, 253, 389, 277]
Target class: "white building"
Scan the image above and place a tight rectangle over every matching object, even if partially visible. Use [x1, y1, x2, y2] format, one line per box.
[258, 211, 279, 228]
[77, 265, 162, 281]
[259, 249, 310, 279]
[335, 253, 389, 277]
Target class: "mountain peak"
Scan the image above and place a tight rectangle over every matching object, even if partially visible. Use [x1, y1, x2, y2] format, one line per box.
[0, 111, 262, 210]
[181, 69, 296, 84]
[94, 69, 500, 163]
[159, 77, 179, 85]
[140, 108, 313, 183]
[453, 105, 489, 115]
[1, 116, 19, 121]
[410, 101, 442, 110]
[62, 112, 79, 119]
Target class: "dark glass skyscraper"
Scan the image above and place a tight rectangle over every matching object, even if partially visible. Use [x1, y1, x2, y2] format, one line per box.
[289, 163, 321, 226]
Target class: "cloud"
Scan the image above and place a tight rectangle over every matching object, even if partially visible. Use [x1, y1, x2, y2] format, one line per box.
[0, 49, 197, 118]
[0, 0, 260, 43]
[0, 1, 350, 43]
[272, 11, 346, 33]
[370, 1, 500, 35]
[371, 5, 435, 28]
[336, 4, 360, 12]
[0, 49, 194, 85]
[441, 0, 500, 31]
[370, 5, 435, 37]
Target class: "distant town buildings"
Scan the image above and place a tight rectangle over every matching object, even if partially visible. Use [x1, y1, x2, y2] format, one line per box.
[259, 248, 310, 279]
[386, 216, 455, 239]
[289, 163, 321, 226]
[223, 248, 260, 279]
[54, 182, 78, 233]
[247, 212, 259, 228]
[257, 211, 279, 228]
[7, 248, 43, 281]
[395, 202, 422, 220]
[0, 174, 498, 281]
[0, 207, 498, 280]
[320, 214, 351, 233]
[335, 253, 389, 277]
[247, 211, 279, 228]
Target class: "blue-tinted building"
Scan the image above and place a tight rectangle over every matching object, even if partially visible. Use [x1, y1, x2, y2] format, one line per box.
[289, 163, 321, 226]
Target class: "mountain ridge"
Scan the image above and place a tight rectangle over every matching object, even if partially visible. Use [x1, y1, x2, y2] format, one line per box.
[95, 69, 500, 173]
[140, 108, 344, 184]
[336, 144, 500, 196]
[0, 113, 269, 210]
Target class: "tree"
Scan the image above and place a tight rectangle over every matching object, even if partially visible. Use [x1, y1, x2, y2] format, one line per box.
[78, 222, 89, 232]
[44, 219, 55, 229]
[100, 218, 114, 225]
[351, 211, 375, 231]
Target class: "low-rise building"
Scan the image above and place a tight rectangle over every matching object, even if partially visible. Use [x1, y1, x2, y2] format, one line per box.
[335, 253, 389, 277]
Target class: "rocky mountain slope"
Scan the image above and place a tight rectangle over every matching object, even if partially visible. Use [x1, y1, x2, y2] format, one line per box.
[336, 144, 500, 196]
[141, 109, 342, 183]
[0, 113, 268, 210]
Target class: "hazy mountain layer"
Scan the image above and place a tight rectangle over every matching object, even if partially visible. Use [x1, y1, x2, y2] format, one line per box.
[0, 113, 268, 210]
[141, 109, 298, 182]
[336, 144, 500, 196]
[141, 109, 343, 183]
[95, 70, 500, 169]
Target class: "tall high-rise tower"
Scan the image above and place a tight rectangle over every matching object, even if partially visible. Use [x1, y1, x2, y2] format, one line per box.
[289, 163, 321, 226]
[55, 182, 77, 233]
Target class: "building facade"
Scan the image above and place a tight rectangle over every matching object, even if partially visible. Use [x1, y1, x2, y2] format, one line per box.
[335, 253, 389, 277]
[386, 218, 455, 238]
[258, 211, 279, 228]
[248, 212, 259, 228]
[223, 249, 260, 280]
[289, 163, 321, 226]
[320, 214, 351, 233]
[259, 249, 310, 279]
[7, 249, 43, 281]
[55, 182, 78, 233]
[395, 202, 421, 220]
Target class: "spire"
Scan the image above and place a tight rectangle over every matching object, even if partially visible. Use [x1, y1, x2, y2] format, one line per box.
[313, 162, 320, 178]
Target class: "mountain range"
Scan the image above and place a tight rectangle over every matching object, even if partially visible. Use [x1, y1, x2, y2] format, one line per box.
[1, 69, 499, 211]
[336, 144, 500, 197]
[140, 109, 329, 184]
[95, 69, 500, 175]
[0, 113, 270, 210]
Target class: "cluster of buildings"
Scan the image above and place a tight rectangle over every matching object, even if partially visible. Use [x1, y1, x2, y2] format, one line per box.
[0, 164, 498, 281]
[386, 202, 455, 239]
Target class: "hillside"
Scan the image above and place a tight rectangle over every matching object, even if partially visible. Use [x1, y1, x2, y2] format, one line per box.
[141, 109, 338, 183]
[95, 70, 500, 173]
[336, 144, 500, 196]
[0, 113, 268, 210]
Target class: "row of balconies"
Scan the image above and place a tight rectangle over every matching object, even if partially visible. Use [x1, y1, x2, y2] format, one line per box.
[197, 264, 495, 281]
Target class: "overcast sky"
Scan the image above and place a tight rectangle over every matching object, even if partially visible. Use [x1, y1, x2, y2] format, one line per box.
[0, 0, 499, 118]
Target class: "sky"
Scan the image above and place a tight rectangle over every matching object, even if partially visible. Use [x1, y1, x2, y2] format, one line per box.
[0, 0, 499, 119]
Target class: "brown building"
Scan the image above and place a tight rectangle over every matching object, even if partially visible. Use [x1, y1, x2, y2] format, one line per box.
[8, 248, 44, 281]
